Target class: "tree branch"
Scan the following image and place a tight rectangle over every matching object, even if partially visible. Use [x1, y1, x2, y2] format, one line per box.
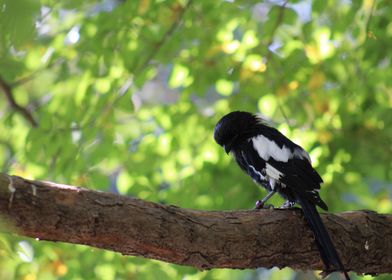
[0, 173, 391, 275]
[0, 76, 38, 127]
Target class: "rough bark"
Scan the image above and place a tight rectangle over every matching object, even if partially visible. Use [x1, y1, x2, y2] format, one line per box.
[0, 173, 391, 275]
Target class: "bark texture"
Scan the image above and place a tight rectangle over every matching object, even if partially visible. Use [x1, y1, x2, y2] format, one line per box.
[0, 173, 391, 275]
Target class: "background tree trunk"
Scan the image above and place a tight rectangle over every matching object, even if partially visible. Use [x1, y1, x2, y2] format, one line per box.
[0, 173, 391, 275]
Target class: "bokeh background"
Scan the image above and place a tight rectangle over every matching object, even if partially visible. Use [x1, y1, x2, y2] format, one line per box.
[0, 0, 391, 279]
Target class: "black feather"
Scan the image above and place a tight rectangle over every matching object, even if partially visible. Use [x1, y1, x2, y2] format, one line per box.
[297, 195, 348, 277]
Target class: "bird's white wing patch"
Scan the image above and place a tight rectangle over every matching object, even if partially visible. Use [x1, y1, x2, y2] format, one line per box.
[252, 135, 292, 162]
[266, 164, 282, 190]
[252, 135, 312, 163]
[265, 163, 283, 180]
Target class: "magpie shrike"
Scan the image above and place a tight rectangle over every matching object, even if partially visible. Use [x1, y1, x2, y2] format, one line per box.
[214, 111, 350, 280]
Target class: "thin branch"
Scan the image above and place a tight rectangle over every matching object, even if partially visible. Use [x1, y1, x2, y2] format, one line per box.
[265, 0, 289, 62]
[277, 99, 292, 129]
[0, 76, 38, 127]
[0, 173, 391, 276]
[263, 1, 290, 127]
[107, 0, 193, 110]
[11, 58, 65, 88]
[133, 0, 193, 74]
[365, 0, 377, 41]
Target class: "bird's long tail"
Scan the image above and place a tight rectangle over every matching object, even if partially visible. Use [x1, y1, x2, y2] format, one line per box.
[297, 196, 350, 280]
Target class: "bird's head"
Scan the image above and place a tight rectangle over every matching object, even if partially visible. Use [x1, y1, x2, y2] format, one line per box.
[214, 111, 263, 154]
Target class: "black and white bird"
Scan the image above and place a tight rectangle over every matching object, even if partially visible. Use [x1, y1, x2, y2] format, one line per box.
[214, 111, 350, 280]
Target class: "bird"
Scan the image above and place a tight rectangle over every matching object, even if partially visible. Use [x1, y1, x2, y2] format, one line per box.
[214, 111, 350, 280]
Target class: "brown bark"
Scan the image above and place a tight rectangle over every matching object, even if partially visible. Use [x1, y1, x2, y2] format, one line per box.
[0, 173, 391, 275]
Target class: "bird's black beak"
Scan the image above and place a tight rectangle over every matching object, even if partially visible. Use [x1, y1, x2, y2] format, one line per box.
[223, 145, 231, 154]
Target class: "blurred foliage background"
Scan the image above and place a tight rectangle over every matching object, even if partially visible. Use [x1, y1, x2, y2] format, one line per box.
[0, 0, 391, 279]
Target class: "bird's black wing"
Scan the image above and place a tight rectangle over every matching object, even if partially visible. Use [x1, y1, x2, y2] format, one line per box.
[250, 126, 327, 210]
[231, 140, 271, 191]
[267, 156, 327, 210]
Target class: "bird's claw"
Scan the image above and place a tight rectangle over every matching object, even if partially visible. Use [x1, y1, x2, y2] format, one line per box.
[280, 200, 296, 209]
[255, 200, 274, 209]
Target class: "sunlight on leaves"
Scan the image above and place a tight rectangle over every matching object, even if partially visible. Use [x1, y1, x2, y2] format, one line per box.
[216, 79, 234, 96]
[0, 0, 391, 279]
[169, 64, 190, 88]
[17, 241, 33, 263]
[258, 94, 277, 118]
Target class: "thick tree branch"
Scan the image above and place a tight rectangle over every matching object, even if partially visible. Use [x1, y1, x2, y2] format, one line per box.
[0, 173, 391, 275]
[0, 76, 38, 127]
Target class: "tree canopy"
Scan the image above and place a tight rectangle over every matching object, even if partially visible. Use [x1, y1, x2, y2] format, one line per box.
[0, 0, 391, 279]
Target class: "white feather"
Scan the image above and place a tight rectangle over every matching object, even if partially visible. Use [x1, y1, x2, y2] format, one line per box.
[269, 178, 276, 190]
[252, 135, 311, 163]
[266, 163, 283, 180]
[252, 135, 292, 162]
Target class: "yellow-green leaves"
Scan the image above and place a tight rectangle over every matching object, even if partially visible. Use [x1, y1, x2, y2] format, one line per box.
[1, 0, 392, 279]
[216, 79, 234, 96]
[169, 64, 192, 88]
[258, 94, 277, 117]
[305, 27, 335, 63]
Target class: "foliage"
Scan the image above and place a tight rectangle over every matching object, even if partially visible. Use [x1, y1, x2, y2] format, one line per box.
[0, 0, 391, 279]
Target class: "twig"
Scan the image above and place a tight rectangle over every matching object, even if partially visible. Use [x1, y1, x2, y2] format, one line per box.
[277, 99, 292, 129]
[133, 0, 193, 74]
[365, 0, 377, 41]
[108, 0, 193, 110]
[263, 1, 290, 125]
[265, 0, 289, 62]
[11, 58, 64, 87]
[0, 76, 38, 127]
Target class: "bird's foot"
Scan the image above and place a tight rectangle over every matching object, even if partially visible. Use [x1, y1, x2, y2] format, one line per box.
[255, 200, 274, 209]
[280, 200, 296, 209]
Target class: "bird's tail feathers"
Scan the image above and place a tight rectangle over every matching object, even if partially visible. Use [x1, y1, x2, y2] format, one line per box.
[297, 196, 350, 280]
